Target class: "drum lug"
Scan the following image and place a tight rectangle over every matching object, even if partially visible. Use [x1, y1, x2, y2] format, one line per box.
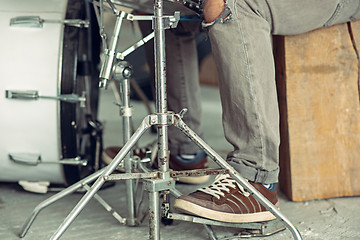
[5, 90, 39, 99]
[8, 153, 41, 165]
[9, 16, 43, 28]
[9, 153, 88, 166]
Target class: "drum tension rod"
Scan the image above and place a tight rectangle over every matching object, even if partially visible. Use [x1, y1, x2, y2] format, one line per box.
[5, 90, 87, 107]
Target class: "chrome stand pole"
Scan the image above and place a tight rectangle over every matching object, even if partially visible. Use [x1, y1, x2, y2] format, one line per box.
[154, 0, 169, 175]
[148, 190, 160, 239]
[113, 61, 137, 226]
[150, 0, 170, 238]
[121, 74, 137, 226]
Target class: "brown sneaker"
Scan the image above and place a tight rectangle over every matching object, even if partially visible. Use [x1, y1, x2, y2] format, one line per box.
[104, 145, 210, 184]
[102, 146, 122, 166]
[152, 150, 210, 185]
[102, 143, 157, 170]
[173, 174, 278, 223]
[153, 150, 210, 184]
[168, 152, 210, 184]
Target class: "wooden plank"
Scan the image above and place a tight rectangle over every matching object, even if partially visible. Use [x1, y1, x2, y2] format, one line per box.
[276, 22, 360, 201]
[274, 36, 293, 200]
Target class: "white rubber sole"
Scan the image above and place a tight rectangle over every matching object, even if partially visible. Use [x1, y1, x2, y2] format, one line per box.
[177, 175, 211, 185]
[174, 198, 277, 223]
[102, 153, 114, 165]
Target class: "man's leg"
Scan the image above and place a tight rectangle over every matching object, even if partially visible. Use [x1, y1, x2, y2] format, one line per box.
[208, 0, 360, 184]
[174, 0, 360, 222]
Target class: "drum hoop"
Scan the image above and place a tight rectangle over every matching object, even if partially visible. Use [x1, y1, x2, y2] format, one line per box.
[60, 0, 90, 185]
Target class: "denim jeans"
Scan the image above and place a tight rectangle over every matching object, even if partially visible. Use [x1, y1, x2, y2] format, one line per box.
[138, 20, 204, 156]
[207, 0, 360, 184]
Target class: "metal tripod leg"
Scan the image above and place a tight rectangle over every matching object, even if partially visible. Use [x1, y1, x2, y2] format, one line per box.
[49, 115, 152, 240]
[19, 169, 104, 238]
[172, 112, 302, 240]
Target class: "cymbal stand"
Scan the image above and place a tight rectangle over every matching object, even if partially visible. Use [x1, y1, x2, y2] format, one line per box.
[20, 0, 303, 239]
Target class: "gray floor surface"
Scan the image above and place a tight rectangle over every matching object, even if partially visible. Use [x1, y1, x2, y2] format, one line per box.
[1, 86, 360, 240]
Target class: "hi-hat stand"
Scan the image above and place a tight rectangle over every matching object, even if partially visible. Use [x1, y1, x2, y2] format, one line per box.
[19, 0, 303, 239]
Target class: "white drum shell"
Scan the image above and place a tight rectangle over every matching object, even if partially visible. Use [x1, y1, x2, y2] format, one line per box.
[0, 0, 69, 183]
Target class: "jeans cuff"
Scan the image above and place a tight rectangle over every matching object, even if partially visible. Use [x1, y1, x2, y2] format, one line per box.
[228, 158, 279, 184]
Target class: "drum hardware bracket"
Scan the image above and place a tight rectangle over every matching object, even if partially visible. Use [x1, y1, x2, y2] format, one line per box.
[104, 0, 121, 16]
[6, 90, 87, 106]
[87, 119, 104, 171]
[116, 32, 155, 60]
[152, 11, 180, 29]
[113, 61, 133, 79]
[99, 10, 179, 88]
[9, 153, 88, 166]
[112, 61, 135, 118]
[126, 12, 180, 29]
[170, 168, 229, 179]
[113, 103, 134, 117]
[103, 171, 159, 181]
[99, 11, 127, 89]
[10, 16, 89, 28]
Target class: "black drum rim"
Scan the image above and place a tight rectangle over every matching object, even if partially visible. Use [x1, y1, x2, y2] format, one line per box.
[60, 0, 101, 185]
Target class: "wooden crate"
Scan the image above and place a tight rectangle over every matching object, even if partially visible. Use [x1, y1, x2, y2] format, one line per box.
[274, 21, 360, 201]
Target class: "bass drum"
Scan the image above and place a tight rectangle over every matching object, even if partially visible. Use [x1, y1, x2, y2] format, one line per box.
[0, 0, 101, 185]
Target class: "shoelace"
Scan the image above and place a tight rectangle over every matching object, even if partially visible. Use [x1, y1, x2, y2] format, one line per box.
[198, 174, 250, 199]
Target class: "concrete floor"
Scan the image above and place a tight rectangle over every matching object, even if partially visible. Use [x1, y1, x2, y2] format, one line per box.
[1, 86, 360, 240]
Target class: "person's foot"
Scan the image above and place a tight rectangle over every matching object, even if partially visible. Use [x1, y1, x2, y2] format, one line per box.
[102, 145, 154, 165]
[102, 143, 156, 172]
[102, 146, 122, 166]
[103, 146, 210, 184]
[168, 150, 210, 184]
[173, 174, 278, 223]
